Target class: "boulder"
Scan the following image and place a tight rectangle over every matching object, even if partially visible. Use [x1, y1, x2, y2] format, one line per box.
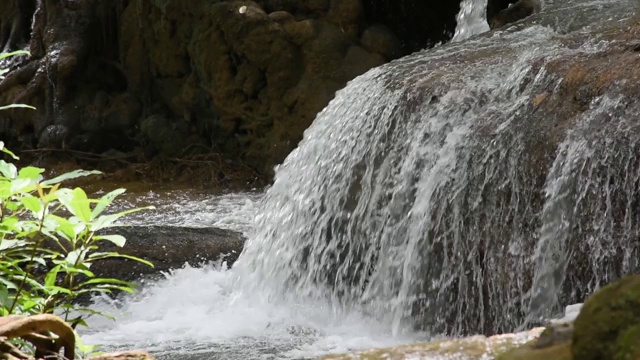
[572, 275, 640, 360]
[91, 226, 245, 282]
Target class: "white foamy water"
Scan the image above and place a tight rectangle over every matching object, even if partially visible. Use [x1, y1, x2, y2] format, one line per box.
[83, 192, 419, 360]
[112, 191, 262, 233]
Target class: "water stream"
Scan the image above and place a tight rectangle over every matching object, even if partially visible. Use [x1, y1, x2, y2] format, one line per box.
[83, 0, 639, 358]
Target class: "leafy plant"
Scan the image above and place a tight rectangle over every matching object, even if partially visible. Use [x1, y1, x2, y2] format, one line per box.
[0, 140, 154, 327]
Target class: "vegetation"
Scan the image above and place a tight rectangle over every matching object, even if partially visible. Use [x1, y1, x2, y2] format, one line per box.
[0, 51, 154, 359]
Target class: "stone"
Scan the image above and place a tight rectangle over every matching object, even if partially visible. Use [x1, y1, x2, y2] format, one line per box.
[360, 23, 402, 59]
[328, 0, 363, 25]
[37, 124, 69, 149]
[489, 0, 542, 29]
[340, 45, 385, 79]
[324, 327, 546, 360]
[90, 226, 245, 282]
[572, 275, 640, 360]
[268, 11, 295, 23]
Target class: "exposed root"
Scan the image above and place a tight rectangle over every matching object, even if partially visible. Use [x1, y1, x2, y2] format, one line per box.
[0, 314, 74, 360]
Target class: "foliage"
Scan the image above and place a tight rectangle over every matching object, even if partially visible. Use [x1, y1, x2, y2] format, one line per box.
[0, 140, 154, 328]
[0, 50, 34, 111]
[0, 51, 153, 341]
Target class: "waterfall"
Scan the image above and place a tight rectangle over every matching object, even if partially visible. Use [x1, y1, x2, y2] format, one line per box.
[452, 0, 490, 42]
[81, 1, 639, 358]
[235, 0, 640, 336]
[528, 95, 640, 323]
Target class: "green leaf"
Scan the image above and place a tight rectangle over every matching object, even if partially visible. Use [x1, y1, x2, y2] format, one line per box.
[79, 277, 135, 287]
[0, 104, 36, 111]
[65, 248, 86, 265]
[57, 188, 92, 223]
[44, 265, 61, 287]
[0, 284, 10, 307]
[43, 285, 73, 295]
[89, 252, 154, 268]
[92, 234, 126, 247]
[0, 239, 29, 251]
[0, 160, 17, 179]
[19, 194, 42, 214]
[92, 188, 126, 219]
[18, 166, 44, 180]
[41, 169, 101, 186]
[10, 178, 35, 194]
[47, 215, 76, 240]
[90, 206, 155, 231]
[0, 50, 29, 61]
[0, 142, 18, 160]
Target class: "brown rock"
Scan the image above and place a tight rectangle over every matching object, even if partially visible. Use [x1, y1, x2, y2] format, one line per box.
[268, 11, 295, 23]
[360, 23, 402, 59]
[340, 45, 385, 79]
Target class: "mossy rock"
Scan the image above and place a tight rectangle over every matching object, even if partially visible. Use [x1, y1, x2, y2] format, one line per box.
[572, 275, 640, 360]
[495, 340, 572, 360]
[615, 324, 640, 360]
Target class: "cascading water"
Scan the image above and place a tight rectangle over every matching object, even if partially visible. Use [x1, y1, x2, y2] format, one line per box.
[452, 0, 490, 41]
[84, 0, 639, 358]
[236, 0, 639, 336]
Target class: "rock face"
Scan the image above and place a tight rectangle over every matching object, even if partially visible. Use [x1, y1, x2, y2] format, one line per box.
[91, 226, 245, 282]
[1, 0, 520, 176]
[0, 0, 523, 176]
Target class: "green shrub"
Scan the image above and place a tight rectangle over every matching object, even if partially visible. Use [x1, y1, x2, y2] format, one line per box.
[0, 141, 154, 326]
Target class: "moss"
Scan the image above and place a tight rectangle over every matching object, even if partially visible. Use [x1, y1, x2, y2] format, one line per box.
[495, 340, 572, 360]
[615, 324, 640, 360]
[572, 275, 640, 360]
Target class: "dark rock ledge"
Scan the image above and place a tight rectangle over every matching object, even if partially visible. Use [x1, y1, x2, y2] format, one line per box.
[92, 226, 245, 282]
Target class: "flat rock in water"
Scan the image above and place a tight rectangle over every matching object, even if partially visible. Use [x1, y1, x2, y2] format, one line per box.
[92, 226, 245, 282]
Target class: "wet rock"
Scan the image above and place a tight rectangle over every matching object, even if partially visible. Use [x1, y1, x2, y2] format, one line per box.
[140, 114, 188, 157]
[572, 275, 640, 360]
[340, 45, 385, 79]
[328, 0, 363, 27]
[360, 23, 402, 59]
[103, 93, 141, 131]
[268, 11, 295, 23]
[37, 124, 69, 149]
[324, 327, 545, 360]
[91, 226, 245, 282]
[489, 0, 542, 29]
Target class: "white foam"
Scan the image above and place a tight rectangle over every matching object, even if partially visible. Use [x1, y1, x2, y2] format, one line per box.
[82, 264, 417, 359]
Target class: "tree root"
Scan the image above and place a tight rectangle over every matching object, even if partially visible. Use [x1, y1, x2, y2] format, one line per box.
[0, 314, 74, 359]
[0, 315, 155, 360]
